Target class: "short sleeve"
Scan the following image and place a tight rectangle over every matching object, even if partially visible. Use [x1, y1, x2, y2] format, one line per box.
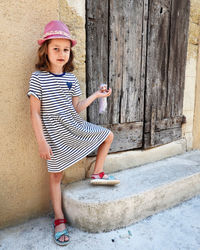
[27, 72, 42, 100]
[72, 76, 82, 97]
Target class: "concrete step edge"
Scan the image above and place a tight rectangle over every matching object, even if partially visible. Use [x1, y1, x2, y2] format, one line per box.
[86, 139, 186, 177]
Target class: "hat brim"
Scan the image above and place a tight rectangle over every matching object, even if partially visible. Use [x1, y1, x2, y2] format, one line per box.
[38, 35, 77, 47]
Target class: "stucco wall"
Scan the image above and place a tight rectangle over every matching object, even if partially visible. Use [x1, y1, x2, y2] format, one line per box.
[192, 0, 200, 149]
[182, 0, 200, 150]
[0, 0, 86, 229]
[193, 44, 200, 149]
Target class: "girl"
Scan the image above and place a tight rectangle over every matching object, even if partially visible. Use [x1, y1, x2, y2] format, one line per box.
[27, 20, 119, 246]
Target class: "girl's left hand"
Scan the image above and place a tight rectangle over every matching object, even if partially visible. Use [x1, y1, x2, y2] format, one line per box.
[96, 88, 112, 98]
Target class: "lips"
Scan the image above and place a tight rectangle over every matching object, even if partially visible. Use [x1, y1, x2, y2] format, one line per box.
[57, 59, 65, 62]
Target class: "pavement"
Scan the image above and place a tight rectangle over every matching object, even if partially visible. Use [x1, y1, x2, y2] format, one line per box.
[0, 196, 200, 250]
[1, 150, 200, 250]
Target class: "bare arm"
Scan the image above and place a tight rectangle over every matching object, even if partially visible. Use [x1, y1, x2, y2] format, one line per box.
[72, 88, 112, 113]
[29, 95, 53, 160]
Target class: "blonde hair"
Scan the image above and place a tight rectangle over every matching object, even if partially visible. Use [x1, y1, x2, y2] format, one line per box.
[35, 40, 75, 72]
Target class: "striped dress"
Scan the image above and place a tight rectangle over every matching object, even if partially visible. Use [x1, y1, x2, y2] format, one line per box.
[27, 71, 110, 172]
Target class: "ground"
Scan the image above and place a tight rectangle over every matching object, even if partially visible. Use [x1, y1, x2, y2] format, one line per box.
[0, 195, 200, 250]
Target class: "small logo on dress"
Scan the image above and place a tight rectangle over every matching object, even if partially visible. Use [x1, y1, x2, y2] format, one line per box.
[66, 82, 72, 90]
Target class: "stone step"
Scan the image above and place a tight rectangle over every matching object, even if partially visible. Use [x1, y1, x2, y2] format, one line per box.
[62, 151, 200, 232]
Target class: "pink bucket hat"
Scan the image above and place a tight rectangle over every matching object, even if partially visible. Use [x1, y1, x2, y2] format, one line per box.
[38, 20, 77, 47]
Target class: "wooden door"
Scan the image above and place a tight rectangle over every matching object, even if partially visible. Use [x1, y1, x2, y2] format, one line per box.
[86, 0, 190, 152]
[86, 0, 147, 152]
[144, 0, 190, 148]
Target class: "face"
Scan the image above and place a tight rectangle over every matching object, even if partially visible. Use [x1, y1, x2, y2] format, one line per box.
[47, 39, 71, 73]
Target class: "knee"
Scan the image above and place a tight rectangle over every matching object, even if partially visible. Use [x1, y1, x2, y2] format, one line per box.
[105, 131, 114, 144]
[50, 172, 63, 183]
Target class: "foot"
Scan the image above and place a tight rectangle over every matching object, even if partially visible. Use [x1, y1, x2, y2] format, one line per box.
[90, 172, 120, 185]
[54, 219, 69, 245]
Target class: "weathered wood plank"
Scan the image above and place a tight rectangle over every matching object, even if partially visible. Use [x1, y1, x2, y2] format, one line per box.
[140, 0, 149, 122]
[145, 0, 171, 124]
[167, 0, 190, 117]
[120, 0, 144, 123]
[150, 106, 156, 146]
[108, 0, 144, 124]
[86, 0, 109, 125]
[89, 122, 143, 156]
[144, 127, 182, 148]
[108, 0, 125, 124]
[145, 116, 184, 133]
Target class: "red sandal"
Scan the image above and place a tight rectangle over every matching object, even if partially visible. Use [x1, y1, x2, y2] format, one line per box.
[53, 219, 70, 246]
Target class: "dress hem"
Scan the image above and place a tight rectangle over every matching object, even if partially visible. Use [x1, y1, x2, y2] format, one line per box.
[47, 130, 111, 173]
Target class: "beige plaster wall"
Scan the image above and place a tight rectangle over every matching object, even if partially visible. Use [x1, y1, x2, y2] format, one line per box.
[192, 0, 200, 149]
[193, 43, 200, 148]
[0, 0, 86, 229]
[182, 0, 200, 150]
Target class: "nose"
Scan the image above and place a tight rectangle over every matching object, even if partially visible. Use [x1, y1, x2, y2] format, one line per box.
[59, 50, 64, 57]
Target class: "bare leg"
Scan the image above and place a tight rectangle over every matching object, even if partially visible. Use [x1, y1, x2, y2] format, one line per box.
[93, 132, 114, 174]
[49, 172, 69, 242]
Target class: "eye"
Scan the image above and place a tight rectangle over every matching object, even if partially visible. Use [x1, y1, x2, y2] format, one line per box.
[64, 48, 70, 52]
[53, 48, 58, 51]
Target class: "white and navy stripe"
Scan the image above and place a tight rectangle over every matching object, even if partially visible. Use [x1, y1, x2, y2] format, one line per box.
[27, 71, 110, 172]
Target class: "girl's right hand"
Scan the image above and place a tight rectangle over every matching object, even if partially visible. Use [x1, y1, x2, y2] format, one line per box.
[95, 88, 112, 98]
[38, 140, 53, 160]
